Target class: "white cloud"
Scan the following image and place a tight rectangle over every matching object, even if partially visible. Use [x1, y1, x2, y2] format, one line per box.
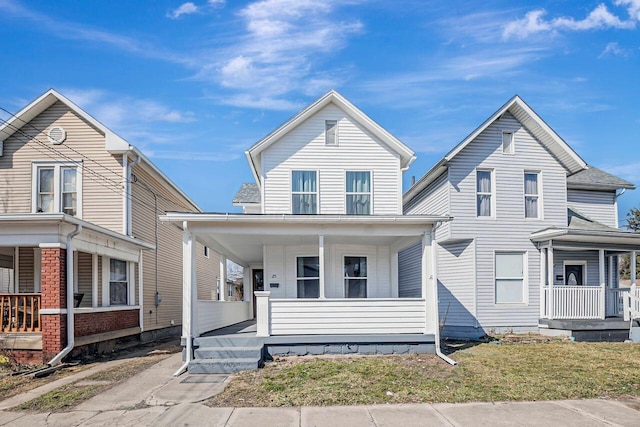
[208, 0, 225, 5]
[503, 2, 640, 40]
[168, 2, 199, 19]
[201, 0, 364, 109]
[599, 41, 630, 57]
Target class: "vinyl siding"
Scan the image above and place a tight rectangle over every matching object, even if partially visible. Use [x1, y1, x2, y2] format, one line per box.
[261, 104, 402, 215]
[197, 243, 219, 301]
[553, 250, 600, 286]
[398, 242, 421, 297]
[445, 112, 568, 328]
[0, 101, 124, 232]
[437, 240, 476, 327]
[18, 248, 34, 293]
[130, 162, 218, 332]
[567, 189, 617, 228]
[77, 251, 93, 308]
[404, 171, 450, 240]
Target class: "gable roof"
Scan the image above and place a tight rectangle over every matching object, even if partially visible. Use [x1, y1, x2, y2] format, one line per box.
[245, 90, 416, 186]
[404, 95, 588, 204]
[567, 166, 635, 191]
[233, 183, 261, 204]
[0, 88, 201, 211]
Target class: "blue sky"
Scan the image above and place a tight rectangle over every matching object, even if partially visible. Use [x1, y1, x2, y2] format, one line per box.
[1, 0, 639, 224]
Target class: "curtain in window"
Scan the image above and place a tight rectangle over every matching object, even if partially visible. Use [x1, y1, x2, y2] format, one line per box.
[292, 171, 317, 214]
[38, 168, 54, 213]
[346, 171, 371, 215]
[62, 168, 77, 215]
[524, 173, 538, 218]
[292, 171, 316, 192]
[110, 259, 128, 305]
[476, 171, 491, 217]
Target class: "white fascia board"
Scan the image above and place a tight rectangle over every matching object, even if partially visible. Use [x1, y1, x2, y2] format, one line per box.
[160, 212, 450, 225]
[245, 150, 262, 187]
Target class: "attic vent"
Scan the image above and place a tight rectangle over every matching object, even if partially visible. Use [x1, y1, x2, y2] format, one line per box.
[47, 126, 66, 145]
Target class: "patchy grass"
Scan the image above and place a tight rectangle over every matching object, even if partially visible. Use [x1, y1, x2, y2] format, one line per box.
[0, 364, 91, 402]
[14, 352, 172, 412]
[207, 342, 640, 407]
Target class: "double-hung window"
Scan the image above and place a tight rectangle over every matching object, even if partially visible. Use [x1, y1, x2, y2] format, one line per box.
[495, 252, 525, 303]
[33, 163, 80, 217]
[296, 256, 319, 298]
[109, 259, 128, 305]
[524, 172, 540, 219]
[292, 171, 317, 214]
[345, 171, 371, 215]
[344, 256, 367, 298]
[476, 170, 493, 217]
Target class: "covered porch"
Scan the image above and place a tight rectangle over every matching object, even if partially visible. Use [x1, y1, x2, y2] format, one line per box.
[161, 212, 447, 368]
[533, 220, 640, 325]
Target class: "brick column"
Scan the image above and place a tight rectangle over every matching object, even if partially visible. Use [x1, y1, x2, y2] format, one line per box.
[40, 247, 67, 361]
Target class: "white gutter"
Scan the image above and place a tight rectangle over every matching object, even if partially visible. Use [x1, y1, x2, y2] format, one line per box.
[48, 224, 82, 366]
[431, 222, 456, 366]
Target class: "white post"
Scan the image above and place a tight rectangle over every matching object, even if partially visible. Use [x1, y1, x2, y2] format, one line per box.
[548, 246, 554, 319]
[219, 255, 227, 301]
[599, 249, 606, 320]
[182, 225, 198, 359]
[422, 231, 434, 334]
[318, 235, 325, 299]
[631, 251, 637, 286]
[255, 290, 271, 337]
[92, 253, 98, 308]
[390, 251, 399, 298]
[540, 248, 546, 318]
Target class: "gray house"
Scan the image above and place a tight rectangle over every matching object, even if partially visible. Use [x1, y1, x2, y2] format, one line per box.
[401, 95, 640, 340]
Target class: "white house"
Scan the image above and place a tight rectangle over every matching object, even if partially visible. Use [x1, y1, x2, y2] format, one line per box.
[402, 95, 640, 341]
[161, 90, 451, 374]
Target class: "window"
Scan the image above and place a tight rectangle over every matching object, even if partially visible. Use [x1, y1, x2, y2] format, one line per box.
[297, 256, 319, 298]
[325, 120, 337, 145]
[292, 171, 317, 214]
[33, 163, 80, 216]
[524, 172, 540, 219]
[345, 171, 371, 215]
[344, 256, 367, 298]
[476, 170, 493, 217]
[109, 259, 128, 305]
[204, 246, 210, 258]
[502, 131, 514, 154]
[495, 252, 525, 303]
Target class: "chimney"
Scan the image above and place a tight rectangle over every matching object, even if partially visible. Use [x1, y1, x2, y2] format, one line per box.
[411, 176, 415, 185]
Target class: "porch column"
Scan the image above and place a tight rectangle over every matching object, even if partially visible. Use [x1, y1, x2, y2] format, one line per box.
[422, 231, 435, 334]
[182, 225, 198, 359]
[219, 255, 226, 301]
[608, 256, 614, 288]
[632, 251, 637, 286]
[255, 291, 271, 337]
[539, 248, 546, 318]
[318, 235, 325, 299]
[39, 246, 67, 362]
[547, 246, 554, 319]
[91, 253, 98, 308]
[599, 249, 606, 319]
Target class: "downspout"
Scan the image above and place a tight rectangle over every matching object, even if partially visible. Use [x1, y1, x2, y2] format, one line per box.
[431, 221, 456, 365]
[48, 223, 82, 366]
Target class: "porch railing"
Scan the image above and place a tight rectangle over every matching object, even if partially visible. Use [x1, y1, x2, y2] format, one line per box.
[258, 295, 429, 336]
[0, 294, 42, 332]
[544, 286, 604, 320]
[606, 288, 627, 317]
[623, 285, 640, 321]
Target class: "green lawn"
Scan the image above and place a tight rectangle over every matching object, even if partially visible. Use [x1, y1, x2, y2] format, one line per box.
[207, 341, 640, 407]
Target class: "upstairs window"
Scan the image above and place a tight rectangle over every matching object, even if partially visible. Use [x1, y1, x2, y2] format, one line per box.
[292, 170, 317, 214]
[32, 163, 81, 217]
[345, 171, 371, 215]
[502, 131, 514, 154]
[524, 172, 540, 218]
[325, 120, 337, 145]
[476, 170, 493, 217]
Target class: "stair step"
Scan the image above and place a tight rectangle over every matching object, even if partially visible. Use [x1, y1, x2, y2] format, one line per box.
[194, 346, 263, 359]
[188, 358, 262, 374]
[194, 336, 263, 348]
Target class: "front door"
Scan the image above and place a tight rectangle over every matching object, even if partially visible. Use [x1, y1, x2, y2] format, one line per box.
[252, 269, 264, 318]
[565, 265, 584, 285]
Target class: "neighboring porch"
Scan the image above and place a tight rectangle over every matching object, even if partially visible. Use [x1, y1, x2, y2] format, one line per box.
[161, 212, 446, 373]
[0, 214, 152, 364]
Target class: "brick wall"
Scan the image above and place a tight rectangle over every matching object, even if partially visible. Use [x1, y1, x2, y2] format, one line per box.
[74, 309, 139, 337]
[8, 350, 44, 366]
[40, 247, 67, 361]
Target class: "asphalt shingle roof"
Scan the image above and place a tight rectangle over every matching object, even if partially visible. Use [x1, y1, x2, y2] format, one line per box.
[233, 183, 261, 204]
[567, 166, 635, 190]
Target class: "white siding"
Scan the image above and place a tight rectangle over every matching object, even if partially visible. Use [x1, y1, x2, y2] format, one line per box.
[567, 189, 617, 228]
[444, 112, 568, 328]
[404, 171, 450, 240]
[437, 240, 476, 327]
[261, 104, 402, 215]
[398, 242, 421, 297]
[197, 301, 251, 335]
[553, 250, 600, 286]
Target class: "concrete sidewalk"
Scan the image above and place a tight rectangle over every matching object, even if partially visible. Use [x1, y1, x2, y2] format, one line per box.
[0, 349, 639, 426]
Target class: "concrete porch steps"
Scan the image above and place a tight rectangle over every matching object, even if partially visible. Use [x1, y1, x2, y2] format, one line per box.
[190, 335, 265, 374]
[188, 357, 263, 374]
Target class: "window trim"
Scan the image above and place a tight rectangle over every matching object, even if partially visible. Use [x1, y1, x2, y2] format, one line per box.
[31, 161, 83, 218]
[494, 251, 528, 305]
[345, 170, 373, 215]
[502, 130, 514, 154]
[296, 255, 320, 299]
[291, 170, 319, 214]
[475, 168, 495, 219]
[204, 246, 210, 259]
[562, 260, 588, 286]
[524, 170, 543, 220]
[343, 255, 368, 298]
[101, 256, 135, 307]
[325, 119, 338, 145]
